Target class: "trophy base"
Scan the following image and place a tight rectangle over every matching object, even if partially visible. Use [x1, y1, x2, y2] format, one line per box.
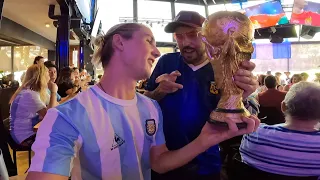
[207, 108, 249, 129]
[207, 119, 247, 129]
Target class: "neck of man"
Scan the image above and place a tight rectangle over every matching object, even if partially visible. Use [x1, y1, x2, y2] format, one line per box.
[284, 117, 319, 132]
[267, 87, 276, 90]
[99, 57, 137, 100]
[188, 55, 208, 66]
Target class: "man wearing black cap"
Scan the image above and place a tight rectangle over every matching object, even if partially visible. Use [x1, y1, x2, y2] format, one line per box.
[145, 11, 258, 179]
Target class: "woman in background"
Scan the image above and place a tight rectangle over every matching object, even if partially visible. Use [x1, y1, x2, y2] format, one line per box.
[72, 67, 80, 81]
[33, 56, 45, 65]
[284, 74, 302, 91]
[9, 64, 58, 146]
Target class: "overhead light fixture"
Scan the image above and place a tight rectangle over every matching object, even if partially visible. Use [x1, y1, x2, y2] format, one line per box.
[45, 23, 50, 28]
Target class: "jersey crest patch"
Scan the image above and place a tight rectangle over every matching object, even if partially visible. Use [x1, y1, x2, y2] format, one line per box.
[145, 119, 156, 136]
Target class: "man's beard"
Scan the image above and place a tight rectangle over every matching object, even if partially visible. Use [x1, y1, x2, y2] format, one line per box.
[181, 46, 205, 65]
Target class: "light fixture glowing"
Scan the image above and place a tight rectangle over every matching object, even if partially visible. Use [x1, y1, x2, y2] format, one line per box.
[45, 23, 50, 28]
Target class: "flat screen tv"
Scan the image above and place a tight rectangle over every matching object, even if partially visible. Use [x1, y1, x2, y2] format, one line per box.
[244, 1, 289, 29]
[290, 0, 320, 27]
[91, 8, 102, 38]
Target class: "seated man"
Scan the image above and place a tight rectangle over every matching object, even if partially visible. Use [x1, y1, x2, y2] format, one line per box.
[240, 81, 320, 177]
[257, 75, 286, 112]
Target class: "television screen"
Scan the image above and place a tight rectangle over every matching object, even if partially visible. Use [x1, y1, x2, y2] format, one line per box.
[91, 9, 102, 37]
[244, 1, 289, 29]
[75, 0, 92, 23]
[290, 0, 320, 27]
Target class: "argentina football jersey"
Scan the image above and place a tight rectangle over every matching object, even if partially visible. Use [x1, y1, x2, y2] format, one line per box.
[29, 85, 165, 180]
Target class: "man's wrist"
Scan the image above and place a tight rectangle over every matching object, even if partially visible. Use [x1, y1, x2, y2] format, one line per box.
[152, 87, 167, 100]
[194, 135, 212, 153]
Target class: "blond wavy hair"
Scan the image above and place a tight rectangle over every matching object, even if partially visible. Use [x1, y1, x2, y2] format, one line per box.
[10, 64, 49, 104]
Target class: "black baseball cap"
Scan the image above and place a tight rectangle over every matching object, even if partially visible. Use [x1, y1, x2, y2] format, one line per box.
[165, 11, 205, 33]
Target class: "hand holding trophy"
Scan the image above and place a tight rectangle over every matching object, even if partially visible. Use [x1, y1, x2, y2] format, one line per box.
[200, 11, 255, 128]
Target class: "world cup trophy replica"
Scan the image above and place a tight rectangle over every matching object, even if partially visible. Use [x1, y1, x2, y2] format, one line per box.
[201, 11, 254, 128]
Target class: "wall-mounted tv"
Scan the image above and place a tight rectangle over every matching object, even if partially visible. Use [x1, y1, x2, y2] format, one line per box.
[91, 8, 102, 38]
[244, 1, 289, 29]
[290, 0, 320, 27]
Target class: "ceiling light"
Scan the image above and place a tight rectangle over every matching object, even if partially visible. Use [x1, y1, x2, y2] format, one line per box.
[45, 23, 50, 28]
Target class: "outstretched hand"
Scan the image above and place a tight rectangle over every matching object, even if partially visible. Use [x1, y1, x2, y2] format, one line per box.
[197, 116, 260, 151]
[155, 70, 183, 94]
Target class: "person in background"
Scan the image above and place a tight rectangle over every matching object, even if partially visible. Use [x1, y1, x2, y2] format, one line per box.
[44, 61, 61, 102]
[1, 76, 9, 88]
[26, 23, 259, 180]
[251, 74, 267, 98]
[300, 72, 309, 81]
[144, 11, 259, 180]
[79, 68, 88, 80]
[275, 72, 285, 86]
[9, 64, 58, 146]
[257, 75, 286, 114]
[284, 74, 302, 91]
[240, 82, 320, 177]
[56, 67, 77, 98]
[266, 71, 272, 76]
[6, 74, 19, 88]
[72, 67, 80, 81]
[33, 56, 45, 65]
[315, 73, 320, 83]
[284, 71, 291, 84]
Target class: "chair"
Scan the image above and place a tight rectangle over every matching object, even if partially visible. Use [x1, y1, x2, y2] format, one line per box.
[228, 153, 318, 180]
[258, 106, 285, 125]
[2, 118, 32, 170]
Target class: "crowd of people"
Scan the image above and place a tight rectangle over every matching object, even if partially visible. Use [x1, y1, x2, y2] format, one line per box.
[9, 56, 93, 147]
[2, 10, 319, 180]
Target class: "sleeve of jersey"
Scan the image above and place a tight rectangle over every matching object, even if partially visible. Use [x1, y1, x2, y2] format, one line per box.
[29, 108, 81, 177]
[145, 55, 165, 92]
[153, 101, 166, 146]
[245, 97, 260, 116]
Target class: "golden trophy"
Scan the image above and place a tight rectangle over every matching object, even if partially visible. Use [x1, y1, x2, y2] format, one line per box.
[201, 11, 254, 128]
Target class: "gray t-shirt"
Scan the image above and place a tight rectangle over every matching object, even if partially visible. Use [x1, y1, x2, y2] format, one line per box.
[10, 89, 46, 144]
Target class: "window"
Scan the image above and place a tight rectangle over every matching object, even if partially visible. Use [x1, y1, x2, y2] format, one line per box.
[252, 59, 288, 74]
[99, 0, 133, 32]
[0, 47, 12, 78]
[138, 0, 172, 42]
[290, 44, 320, 72]
[175, 3, 206, 17]
[13, 46, 48, 83]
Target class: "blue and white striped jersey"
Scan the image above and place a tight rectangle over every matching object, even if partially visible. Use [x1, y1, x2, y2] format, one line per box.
[29, 85, 165, 180]
[240, 123, 320, 177]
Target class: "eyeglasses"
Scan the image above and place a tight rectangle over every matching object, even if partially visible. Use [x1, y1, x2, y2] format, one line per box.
[174, 31, 200, 41]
